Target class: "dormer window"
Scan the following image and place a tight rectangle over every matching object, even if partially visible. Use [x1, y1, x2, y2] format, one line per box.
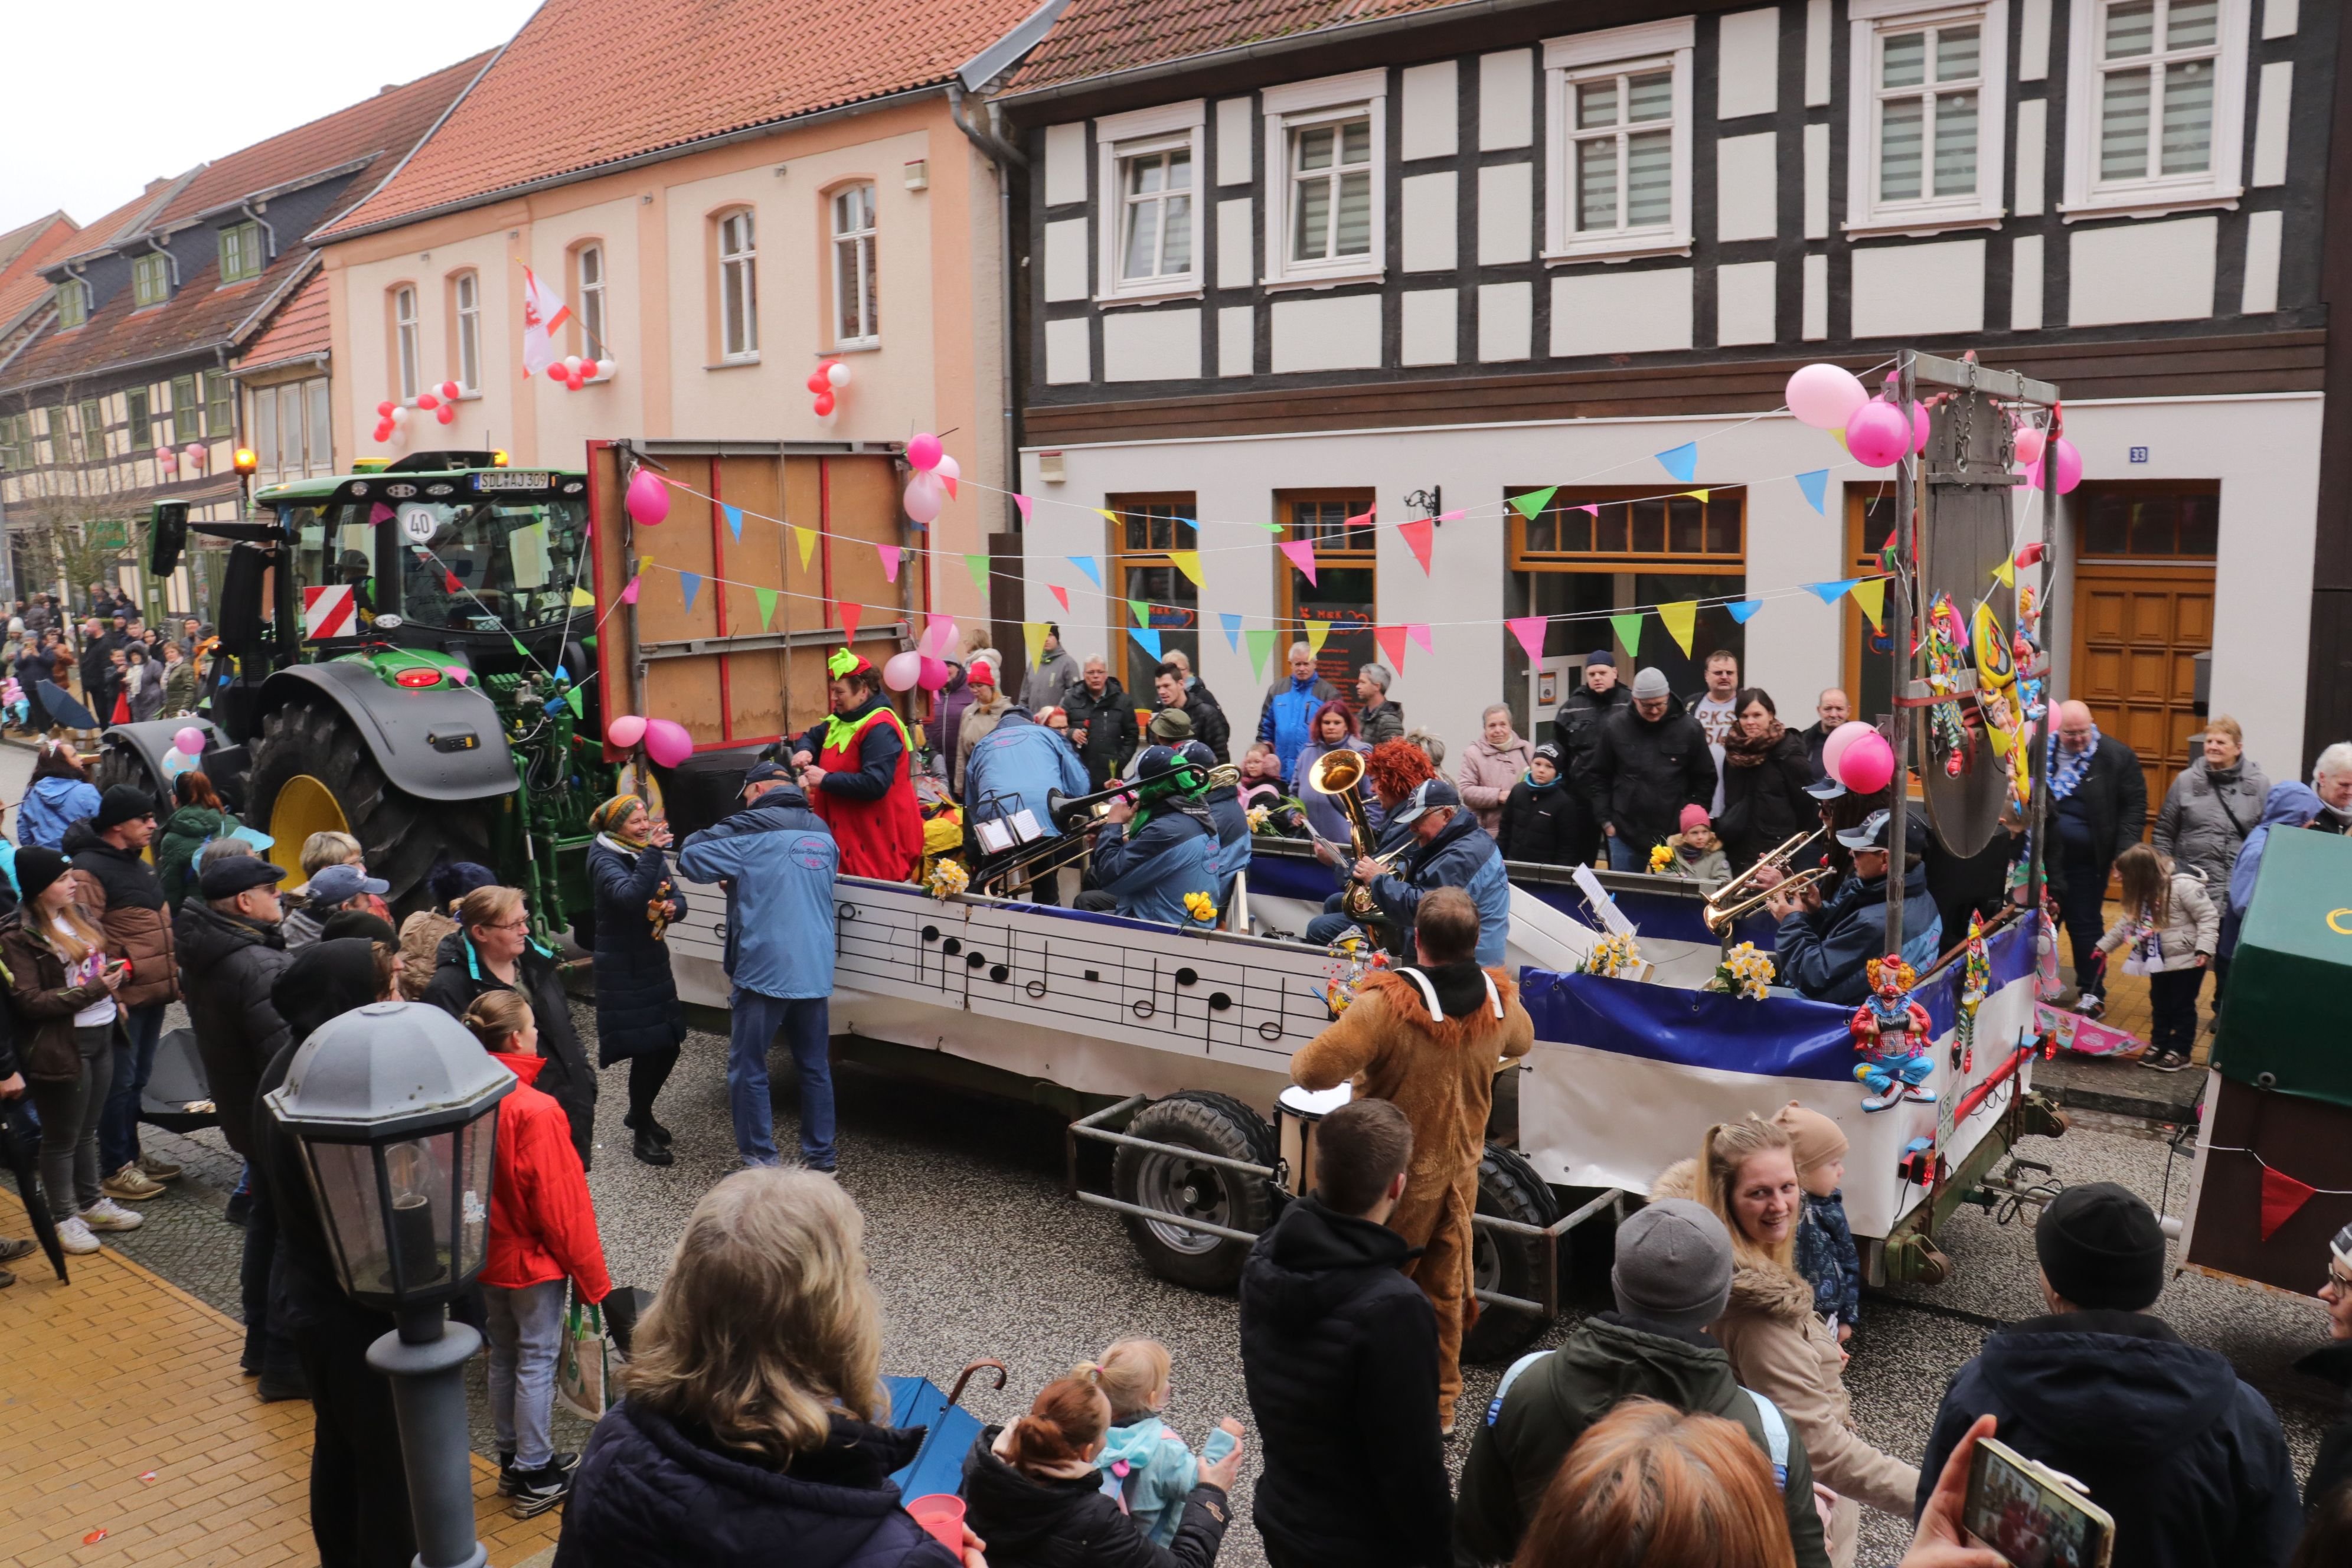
[133, 251, 171, 308]
[55, 277, 88, 329]
[220, 221, 265, 284]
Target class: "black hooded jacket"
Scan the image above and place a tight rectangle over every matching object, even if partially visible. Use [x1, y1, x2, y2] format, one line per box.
[1583, 695, 1714, 851]
[958, 1427, 1229, 1568]
[174, 897, 293, 1158]
[1064, 677, 1138, 790]
[1917, 1310, 2303, 1568]
[2298, 1340, 2352, 1511]
[1238, 1195, 1451, 1568]
[420, 927, 596, 1169]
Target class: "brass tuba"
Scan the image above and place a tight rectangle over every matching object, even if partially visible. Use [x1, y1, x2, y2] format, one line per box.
[1307, 749, 1395, 918]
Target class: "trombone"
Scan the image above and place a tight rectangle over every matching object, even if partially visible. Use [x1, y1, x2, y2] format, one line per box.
[1306, 749, 1401, 919]
[1702, 828, 1836, 936]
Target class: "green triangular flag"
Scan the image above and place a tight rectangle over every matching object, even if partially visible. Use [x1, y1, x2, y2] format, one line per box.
[754, 587, 778, 630]
[566, 687, 587, 718]
[1609, 612, 1644, 657]
[1508, 486, 1559, 521]
[1128, 598, 1152, 628]
[1243, 627, 1278, 681]
[964, 553, 991, 593]
[512, 636, 532, 661]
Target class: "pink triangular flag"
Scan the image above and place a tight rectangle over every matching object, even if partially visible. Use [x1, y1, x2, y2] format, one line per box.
[1407, 623, 1432, 654]
[838, 601, 863, 643]
[1278, 538, 1318, 586]
[1397, 517, 1434, 575]
[1574, 504, 1600, 517]
[620, 576, 640, 605]
[1345, 505, 1374, 530]
[1048, 583, 1070, 612]
[1012, 494, 1033, 524]
[877, 544, 901, 583]
[1438, 509, 1466, 522]
[1505, 615, 1547, 661]
[1374, 624, 1410, 671]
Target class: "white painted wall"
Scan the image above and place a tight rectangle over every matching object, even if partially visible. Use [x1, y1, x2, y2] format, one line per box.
[1043, 219, 1089, 301]
[1478, 281, 1532, 362]
[1717, 8, 1782, 117]
[1401, 288, 1456, 365]
[1478, 51, 1534, 149]
[1402, 174, 1458, 272]
[1716, 261, 1777, 345]
[1851, 239, 1984, 337]
[1716, 133, 1779, 241]
[1551, 268, 1694, 355]
[1400, 61, 1459, 160]
[2067, 218, 2216, 326]
[1270, 294, 1383, 373]
[1103, 309, 1201, 381]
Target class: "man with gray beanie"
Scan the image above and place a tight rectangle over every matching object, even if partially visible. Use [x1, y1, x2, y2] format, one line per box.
[1584, 665, 1715, 872]
[1916, 1181, 2301, 1568]
[1453, 1197, 1830, 1567]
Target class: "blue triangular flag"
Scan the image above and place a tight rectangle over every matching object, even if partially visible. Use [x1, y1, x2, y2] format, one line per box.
[1128, 626, 1162, 660]
[1795, 469, 1829, 515]
[553, 663, 570, 682]
[723, 505, 743, 541]
[1655, 442, 1698, 484]
[1069, 554, 1103, 588]
[1220, 612, 1243, 651]
[1726, 599, 1765, 624]
[1805, 577, 1861, 603]
[681, 571, 703, 612]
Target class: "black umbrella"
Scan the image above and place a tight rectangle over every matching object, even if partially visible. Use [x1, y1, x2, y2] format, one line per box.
[31, 680, 97, 732]
[0, 1100, 68, 1283]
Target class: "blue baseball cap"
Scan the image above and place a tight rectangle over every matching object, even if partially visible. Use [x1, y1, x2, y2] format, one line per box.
[1391, 778, 1463, 825]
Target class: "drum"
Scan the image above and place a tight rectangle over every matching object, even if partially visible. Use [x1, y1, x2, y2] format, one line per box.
[1274, 1083, 1354, 1197]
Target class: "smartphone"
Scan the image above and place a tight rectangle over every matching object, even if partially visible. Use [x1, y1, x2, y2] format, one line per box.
[1961, 1436, 2115, 1568]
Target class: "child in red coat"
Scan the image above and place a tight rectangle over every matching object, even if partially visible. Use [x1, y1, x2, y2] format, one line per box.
[462, 991, 613, 1518]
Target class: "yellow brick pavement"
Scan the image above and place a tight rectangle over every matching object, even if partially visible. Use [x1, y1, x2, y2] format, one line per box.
[0, 1183, 561, 1568]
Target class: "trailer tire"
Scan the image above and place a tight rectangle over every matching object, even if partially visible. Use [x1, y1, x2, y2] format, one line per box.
[247, 694, 495, 919]
[1112, 1091, 1278, 1293]
[1464, 1143, 1560, 1364]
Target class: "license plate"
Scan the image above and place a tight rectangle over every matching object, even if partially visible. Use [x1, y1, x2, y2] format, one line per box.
[473, 470, 550, 491]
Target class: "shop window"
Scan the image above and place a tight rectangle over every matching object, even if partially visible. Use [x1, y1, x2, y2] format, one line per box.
[1106, 493, 1201, 697]
[1276, 492, 1377, 711]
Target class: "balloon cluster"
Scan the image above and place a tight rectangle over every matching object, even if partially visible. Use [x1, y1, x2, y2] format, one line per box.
[883, 614, 958, 692]
[153, 443, 207, 476]
[374, 381, 464, 445]
[624, 468, 669, 527]
[1821, 720, 1896, 795]
[901, 432, 960, 525]
[806, 360, 851, 418]
[1787, 361, 2080, 491]
[547, 354, 617, 393]
[606, 712, 694, 768]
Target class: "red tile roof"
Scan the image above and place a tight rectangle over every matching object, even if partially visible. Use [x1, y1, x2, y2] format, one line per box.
[316, 0, 1048, 240]
[236, 267, 331, 372]
[1007, 0, 1463, 93]
[0, 214, 81, 337]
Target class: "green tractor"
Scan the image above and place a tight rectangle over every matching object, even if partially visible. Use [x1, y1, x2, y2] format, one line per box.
[106, 450, 615, 940]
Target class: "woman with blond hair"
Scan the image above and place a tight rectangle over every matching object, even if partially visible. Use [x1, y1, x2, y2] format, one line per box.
[421, 883, 596, 1168]
[1513, 1397, 1796, 1568]
[554, 1168, 979, 1568]
[1652, 1116, 1917, 1567]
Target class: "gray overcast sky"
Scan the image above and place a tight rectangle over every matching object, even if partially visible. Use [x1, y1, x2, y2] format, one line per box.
[0, 0, 545, 237]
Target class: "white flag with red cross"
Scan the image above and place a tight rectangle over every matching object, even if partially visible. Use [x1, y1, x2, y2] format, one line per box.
[303, 584, 357, 640]
[520, 266, 571, 378]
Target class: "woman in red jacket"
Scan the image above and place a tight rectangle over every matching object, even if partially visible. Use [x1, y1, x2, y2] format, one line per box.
[461, 991, 613, 1520]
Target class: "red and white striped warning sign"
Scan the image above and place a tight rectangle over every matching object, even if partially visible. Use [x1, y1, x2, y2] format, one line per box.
[303, 584, 357, 640]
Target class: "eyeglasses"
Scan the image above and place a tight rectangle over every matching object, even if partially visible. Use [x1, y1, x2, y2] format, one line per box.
[2327, 1265, 2352, 1292]
[489, 918, 531, 933]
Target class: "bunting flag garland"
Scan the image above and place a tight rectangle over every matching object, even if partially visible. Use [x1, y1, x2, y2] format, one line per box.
[1795, 469, 1830, 514]
[1256, 520, 1283, 533]
[1655, 443, 1698, 484]
[1991, 557, 2016, 587]
[1508, 486, 1557, 521]
[1070, 554, 1103, 588]
[1570, 503, 1600, 518]
[1505, 616, 1547, 661]
[1374, 624, 1410, 671]
[1220, 612, 1243, 651]
[838, 601, 862, 643]
[1012, 494, 1033, 524]
[793, 527, 819, 569]
[2260, 1165, 2317, 1242]
[1128, 598, 1152, 628]
[444, 570, 462, 593]
[964, 553, 991, 593]
[1279, 538, 1318, 586]
[1658, 600, 1699, 656]
[1169, 550, 1204, 586]
[620, 576, 640, 605]
[724, 504, 744, 541]
[681, 571, 703, 612]
[1680, 490, 1710, 504]
[878, 545, 902, 583]
[512, 636, 534, 663]
[1727, 599, 1766, 623]
[569, 586, 596, 607]
[1398, 517, 1435, 574]
[1129, 627, 1163, 659]
[1850, 577, 1889, 632]
[1407, 623, 1432, 654]
[1304, 623, 1331, 654]
[1048, 583, 1070, 612]
[1609, 612, 1645, 656]
[1244, 627, 1278, 681]
[1345, 506, 1374, 530]
[1438, 509, 1466, 523]
[1807, 577, 1862, 603]
[754, 587, 778, 629]
[1023, 620, 1049, 671]
[1094, 508, 1121, 530]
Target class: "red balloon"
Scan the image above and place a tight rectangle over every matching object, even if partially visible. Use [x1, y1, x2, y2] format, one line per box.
[812, 391, 836, 416]
[417, 393, 439, 411]
[806, 371, 830, 394]
[436, 405, 456, 424]
[375, 400, 394, 417]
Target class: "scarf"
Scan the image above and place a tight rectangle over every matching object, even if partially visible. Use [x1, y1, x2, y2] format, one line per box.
[1721, 719, 1786, 769]
[2047, 721, 2102, 801]
[589, 794, 650, 846]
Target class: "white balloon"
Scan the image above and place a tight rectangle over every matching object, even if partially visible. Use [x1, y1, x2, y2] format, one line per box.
[391, 406, 411, 423]
[596, 358, 618, 378]
[825, 361, 852, 388]
[563, 355, 583, 374]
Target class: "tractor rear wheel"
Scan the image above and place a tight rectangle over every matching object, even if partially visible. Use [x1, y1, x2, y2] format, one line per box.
[246, 694, 495, 917]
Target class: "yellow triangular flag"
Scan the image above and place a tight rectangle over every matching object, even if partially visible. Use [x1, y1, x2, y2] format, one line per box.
[1304, 623, 1331, 654]
[1850, 577, 1888, 632]
[1095, 508, 1122, 529]
[638, 554, 654, 570]
[792, 526, 818, 570]
[1831, 430, 1849, 452]
[1658, 600, 1698, 656]
[1023, 620, 1048, 671]
[1168, 550, 1203, 587]
[570, 586, 594, 607]
[1680, 490, 1710, 504]
[1991, 558, 2015, 587]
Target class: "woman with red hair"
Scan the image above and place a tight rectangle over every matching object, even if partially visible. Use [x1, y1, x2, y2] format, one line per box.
[1514, 1399, 1797, 1568]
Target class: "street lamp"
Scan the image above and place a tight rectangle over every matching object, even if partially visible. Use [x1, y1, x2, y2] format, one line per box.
[266, 1001, 514, 1568]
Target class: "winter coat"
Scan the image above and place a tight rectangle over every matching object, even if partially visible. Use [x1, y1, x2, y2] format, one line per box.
[1719, 726, 1818, 871]
[63, 826, 179, 1007]
[1775, 860, 1943, 1006]
[397, 909, 455, 999]
[1293, 736, 1381, 848]
[961, 1428, 1229, 1568]
[1553, 682, 1628, 788]
[1239, 1195, 1451, 1568]
[2153, 756, 2269, 893]
[1364, 811, 1511, 966]
[586, 837, 687, 1066]
[555, 1402, 961, 1568]
[2098, 870, 2219, 972]
[1359, 698, 1405, 746]
[1585, 697, 1714, 853]
[482, 1052, 611, 1300]
[18, 775, 100, 850]
[1065, 678, 1139, 789]
[1158, 692, 1232, 762]
[1795, 1190, 1861, 1331]
[0, 907, 121, 1085]
[1019, 645, 1081, 714]
[1455, 736, 1534, 836]
[421, 930, 597, 1170]
[1094, 1417, 1236, 1550]
[153, 805, 240, 909]
[2050, 734, 2149, 876]
[2222, 782, 2324, 961]
[1797, 720, 1835, 782]
[1497, 776, 1576, 865]
[1201, 783, 1252, 910]
[963, 714, 1089, 837]
[925, 664, 977, 780]
[953, 691, 1012, 795]
[1256, 675, 1340, 782]
[1453, 1311, 1831, 1568]
[1090, 810, 1218, 926]
[2295, 1338, 2352, 1509]
[1652, 1157, 1920, 1567]
[126, 662, 164, 723]
[1919, 1310, 2303, 1568]
[1660, 836, 1731, 890]
[172, 899, 293, 1159]
[161, 657, 197, 716]
[678, 788, 841, 1000]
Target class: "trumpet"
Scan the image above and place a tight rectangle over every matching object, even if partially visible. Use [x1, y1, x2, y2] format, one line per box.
[1307, 749, 1397, 919]
[1703, 828, 1835, 936]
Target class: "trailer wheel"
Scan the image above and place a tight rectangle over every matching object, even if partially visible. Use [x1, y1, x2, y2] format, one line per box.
[1112, 1092, 1278, 1293]
[1464, 1144, 1560, 1364]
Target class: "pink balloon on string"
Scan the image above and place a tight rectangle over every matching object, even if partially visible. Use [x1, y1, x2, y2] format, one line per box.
[2048, 437, 2083, 494]
[1910, 402, 1930, 454]
[173, 726, 206, 756]
[906, 432, 943, 471]
[1844, 401, 1909, 469]
[606, 713, 648, 749]
[1785, 364, 1869, 431]
[1821, 720, 1879, 777]
[919, 615, 956, 657]
[2013, 426, 2046, 466]
[903, 472, 944, 524]
[883, 650, 923, 691]
[643, 718, 694, 768]
[1837, 731, 1896, 795]
[625, 469, 669, 526]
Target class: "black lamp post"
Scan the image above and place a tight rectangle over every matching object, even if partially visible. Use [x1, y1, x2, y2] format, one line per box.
[266, 1001, 514, 1568]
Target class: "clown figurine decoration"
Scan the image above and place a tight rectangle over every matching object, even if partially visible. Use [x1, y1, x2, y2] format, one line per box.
[1850, 955, 1937, 1112]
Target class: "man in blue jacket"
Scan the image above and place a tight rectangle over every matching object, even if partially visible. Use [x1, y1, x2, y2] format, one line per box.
[1181, 738, 1251, 915]
[1770, 809, 1941, 1004]
[1917, 1182, 2302, 1568]
[1350, 779, 1510, 965]
[963, 707, 1089, 903]
[678, 762, 843, 1170]
[1073, 747, 1219, 925]
[1256, 643, 1339, 782]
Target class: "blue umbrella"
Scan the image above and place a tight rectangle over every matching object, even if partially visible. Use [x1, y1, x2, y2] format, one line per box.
[31, 680, 97, 731]
[885, 1360, 1006, 1502]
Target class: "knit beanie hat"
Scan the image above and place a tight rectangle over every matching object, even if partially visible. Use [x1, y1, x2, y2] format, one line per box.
[1612, 1198, 1735, 1334]
[2036, 1181, 2167, 1311]
[14, 846, 71, 904]
[1773, 1100, 1850, 1176]
[1631, 667, 1672, 700]
[1678, 803, 1711, 835]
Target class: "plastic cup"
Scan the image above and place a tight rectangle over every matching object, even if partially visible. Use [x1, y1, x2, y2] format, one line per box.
[906, 1494, 965, 1551]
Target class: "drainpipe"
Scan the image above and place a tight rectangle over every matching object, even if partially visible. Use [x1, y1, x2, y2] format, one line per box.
[946, 83, 1027, 636]
[240, 200, 279, 261]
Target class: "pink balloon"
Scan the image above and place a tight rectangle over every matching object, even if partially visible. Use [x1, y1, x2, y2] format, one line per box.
[903, 472, 944, 524]
[173, 726, 206, 756]
[625, 469, 669, 526]
[183, 444, 206, 466]
[917, 655, 950, 691]
[933, 452, 961, 501]
[919, 615, 956, 657]
[643, 718, 694, 769]
[906, 432, 943, 472]
[2013, 426, 2046, 466]
[2049, 437, 2083, 494]
[883, 650, 923, 691]
[1910, 401, 1930, 454]
[1837, 731, 1896, 795]
[606, 713, 648, 749]
[1821, 720, 1879, 777]
[1844, 401, 1909, 469]
[1785, 364, 1868, 431]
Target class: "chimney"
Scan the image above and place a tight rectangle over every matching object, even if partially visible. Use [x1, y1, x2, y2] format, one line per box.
[144, 177, 170, 194]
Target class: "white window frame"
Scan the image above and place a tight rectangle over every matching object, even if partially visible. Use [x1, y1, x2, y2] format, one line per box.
[453, 270, 482, 394]
[393, 285, 419, 401]
[829, 182, 881, 348]
[717, 209, 759, 362]
[2060, 0, 2249, 221]
[1845, 0, 2010, 237]
[1543, 18, 1697, 263]
[576, 242, 608, 374]
[1093, 99, 1206, 306]
[1260, 69, 1389, 290]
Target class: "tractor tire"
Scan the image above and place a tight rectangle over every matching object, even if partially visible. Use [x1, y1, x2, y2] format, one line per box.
[94, 741, 169, 819]
[1463, 1143, 1561, 1364]
[1111, 1091, 1279, 1293]
[246, 694, 495, 919]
